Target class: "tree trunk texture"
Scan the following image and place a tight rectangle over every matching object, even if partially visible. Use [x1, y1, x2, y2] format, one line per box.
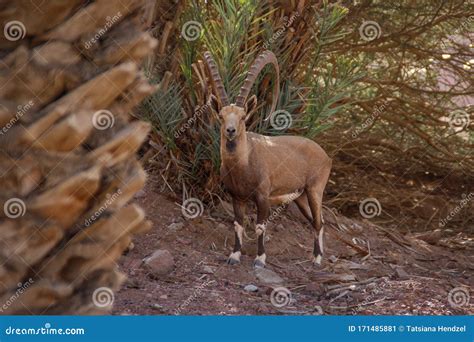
[0, 0, 157, 314]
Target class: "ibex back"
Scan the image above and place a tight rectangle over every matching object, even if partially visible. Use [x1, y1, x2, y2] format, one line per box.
[204, 51, 332, 268]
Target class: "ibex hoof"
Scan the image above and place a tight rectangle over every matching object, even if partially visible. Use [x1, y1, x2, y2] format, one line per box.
[253, 254, 266, 269]
[312, 254, 322, 267]
[227, 251, 241, 265]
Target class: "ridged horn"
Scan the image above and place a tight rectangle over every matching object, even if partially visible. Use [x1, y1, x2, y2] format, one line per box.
[203, 51, 230, 106]
[235, 50, 280, 117]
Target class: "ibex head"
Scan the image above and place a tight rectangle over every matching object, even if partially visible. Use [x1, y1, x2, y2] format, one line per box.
[204, 51, 280, 142]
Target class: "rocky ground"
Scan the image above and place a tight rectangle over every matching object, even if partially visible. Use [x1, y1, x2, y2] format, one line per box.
[113, 178, 473, 315]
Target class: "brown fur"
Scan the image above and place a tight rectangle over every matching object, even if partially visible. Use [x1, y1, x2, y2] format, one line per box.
[216, 104, 332, 267]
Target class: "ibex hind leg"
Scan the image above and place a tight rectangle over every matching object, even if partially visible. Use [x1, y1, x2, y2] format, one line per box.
[306, 160, 331, 266]
[305, 187, 323, 266]
[294, 192, 325, 230]
[294, 192, 312, 224]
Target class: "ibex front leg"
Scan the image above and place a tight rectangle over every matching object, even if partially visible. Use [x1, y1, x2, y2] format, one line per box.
[254, 194, 270, 268]
[227, 199, 246, 265]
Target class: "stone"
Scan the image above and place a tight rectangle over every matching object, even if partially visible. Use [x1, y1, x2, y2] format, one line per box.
[134, 189, 146, 198]
[168, 222, 184, 230]
[395, 267, 410, 280]
[255, 268, 284, 285]
[244, 284, 259, 292]
[143, 249, 175, 276]
[124, 242, 135, 254]
[202, 265, 215, 274]
[305, 282, 324, 295]
[151, 303, 164, 311]
[328, 255, 338, 263]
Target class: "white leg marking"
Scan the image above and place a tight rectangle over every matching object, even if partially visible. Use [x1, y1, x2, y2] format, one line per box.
[229, 251, 241, 261]
[314, 254, 322, 265]
[254, 253, 266, 268]
[255, 223, 266, 237]
[255, 253, 266, 264]
[318, 227, 325, 254]
[234, 221, 244, 246]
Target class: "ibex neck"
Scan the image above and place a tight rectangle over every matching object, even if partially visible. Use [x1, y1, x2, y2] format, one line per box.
[221, 131, 249, 168]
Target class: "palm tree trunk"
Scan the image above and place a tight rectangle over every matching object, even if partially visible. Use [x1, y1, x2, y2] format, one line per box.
[0, 0, 156, 314]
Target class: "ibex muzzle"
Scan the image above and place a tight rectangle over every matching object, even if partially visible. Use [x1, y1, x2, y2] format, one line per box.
[204, 50, 332, 268]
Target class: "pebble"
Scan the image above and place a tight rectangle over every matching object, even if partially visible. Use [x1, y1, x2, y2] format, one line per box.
[244, 284, 259, 292]
[143, 249, 175, 276]
[255, 268, 284, 285]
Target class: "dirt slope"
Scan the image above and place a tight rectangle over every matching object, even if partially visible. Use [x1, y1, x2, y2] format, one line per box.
[113, 178, 473, 315]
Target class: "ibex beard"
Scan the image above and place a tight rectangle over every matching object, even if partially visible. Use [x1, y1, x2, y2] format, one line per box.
[204, 51, 332, 269]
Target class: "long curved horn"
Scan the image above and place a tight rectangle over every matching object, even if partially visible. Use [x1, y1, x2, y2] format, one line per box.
[235, 50, 280, 116]
[203, 51, 230, 106]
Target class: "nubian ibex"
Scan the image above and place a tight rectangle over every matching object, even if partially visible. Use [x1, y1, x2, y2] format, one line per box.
[204, 50, 332, 268]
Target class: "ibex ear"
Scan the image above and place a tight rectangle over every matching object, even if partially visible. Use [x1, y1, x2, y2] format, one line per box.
[208, 94, 221, 118]
[244, 95, 258, 121]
